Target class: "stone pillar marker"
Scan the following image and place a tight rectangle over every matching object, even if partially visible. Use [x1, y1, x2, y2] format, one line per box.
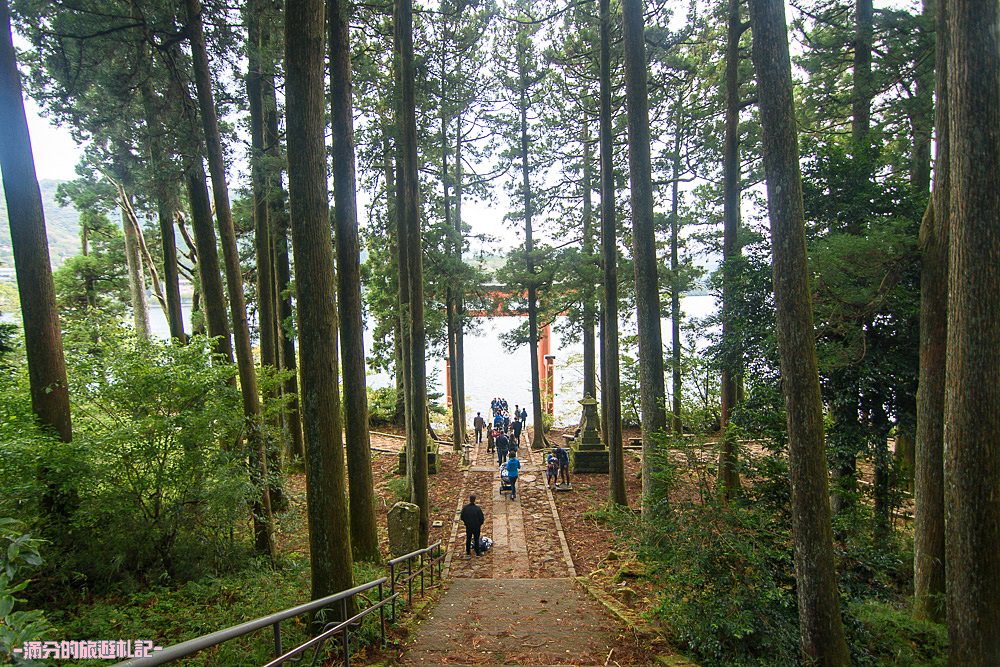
[571, 393, 609, 473]
[388, 501, 421, 556]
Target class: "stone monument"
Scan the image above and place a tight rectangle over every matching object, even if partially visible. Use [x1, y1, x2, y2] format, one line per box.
[387, 501, 421, 557]
[570, 393, 609, 473]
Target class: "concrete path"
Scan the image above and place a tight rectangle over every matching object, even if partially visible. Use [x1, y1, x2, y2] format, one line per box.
[400, 433, 639, 665]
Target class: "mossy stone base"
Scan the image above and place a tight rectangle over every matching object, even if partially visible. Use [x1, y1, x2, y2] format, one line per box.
[397, 446, 440, 475]
[570, 445, 609, 473]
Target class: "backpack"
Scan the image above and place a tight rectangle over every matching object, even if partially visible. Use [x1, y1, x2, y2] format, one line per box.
[479, 536, 493, 552]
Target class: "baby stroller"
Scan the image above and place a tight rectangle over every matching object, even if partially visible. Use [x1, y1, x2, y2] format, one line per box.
[499, 465, 513, 498]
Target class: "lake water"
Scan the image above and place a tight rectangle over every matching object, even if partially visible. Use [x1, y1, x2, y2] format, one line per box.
[140, 294, 719, 429]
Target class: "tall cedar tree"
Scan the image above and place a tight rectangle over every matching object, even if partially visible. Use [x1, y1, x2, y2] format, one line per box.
[621, 0, 667, 504]
[599, 0, 626, 507]
[329, 0, 381, 563]
[913, 0, 946, 624]
[943, 0, 1000, 660]
[284, 0, 356, 598]
[395, 0, 430, 545]
[0, 0, 72, 444]
[184, 0, 274, 559]
[717, 0, 744, 500]
[747, 0, 851, 663]
[509, 19, 547, 452]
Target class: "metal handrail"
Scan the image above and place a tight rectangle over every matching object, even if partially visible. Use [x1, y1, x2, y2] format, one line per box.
[111, 578, 388, 667]
[387, 541, 444, 622]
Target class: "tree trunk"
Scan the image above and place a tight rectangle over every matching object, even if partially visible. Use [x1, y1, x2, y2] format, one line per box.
[246, 3, 285, 512]
[264, 80, 304, 462]
[453, 111, 467, 443]
[185, 0, 274, 560]
[0, 0, 72, 443]
[718, 0, 744, 501]
[599, 0, 626, 507]
[913, 0, 947, 624]
[747, 1, 851, 663]
[668, 97, 683, 435]
[184, 162, 233, 362]
[284, 0, 355, 601]
[518, 43, 546, 452]
[943, 0, 1000, 660]
[140, 83, 186, 343]
[329, 0, 381, 563]
[622, 0, 667, 507]
[121, 195, 151, 339]
[395, 0, 429, 546]
[581, 113, 597, 402]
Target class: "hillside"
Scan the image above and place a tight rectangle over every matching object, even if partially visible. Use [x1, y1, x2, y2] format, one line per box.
[0, 179, 81, 269]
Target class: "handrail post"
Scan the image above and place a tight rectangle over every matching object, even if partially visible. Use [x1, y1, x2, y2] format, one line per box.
[420, 550, 426, 596]
[389, 562, 397, 623]
[407, 558, 413, 605]
[378, 580, 386, 648]
[341, 597, 350, 667]
[272, 621, 282, 662]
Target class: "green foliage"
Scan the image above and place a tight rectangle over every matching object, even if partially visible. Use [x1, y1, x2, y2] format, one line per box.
[642, 499, 800, 666]
[367, 386, 400, 427]
[845, 600, 947, 666]
[55, 323, 249, 586]
[0, 519, 52, 667]
[50, 557, 390, 667]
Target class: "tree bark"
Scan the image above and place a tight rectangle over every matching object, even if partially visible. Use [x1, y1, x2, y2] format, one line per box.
[914, 0, 947, 624]
[185, 0, 274, 560]
[247, 2, 284, 510]
[140, 82, 186, 343]
[453, 110, 467, 443]
[0, 0, 72, 443]
[668, 96, 683, 435]
[120, 193, 151, 339]
[395, 0, 429, 546]
[718, 0, 744, 501]
[263, 79, 304, 462]
[522, 66, 545, 452]
[622, 0, 667, 506]
[329, 0, 381, 563]
[910, 0, 934, 195]
[943, 0, 1000, 661]
[581, 113, 597, 402]
[747, 1, 851, 663]
[285, 0, 355, 601]
[184, 162, 233, 362]
[600, 0, 626, 507]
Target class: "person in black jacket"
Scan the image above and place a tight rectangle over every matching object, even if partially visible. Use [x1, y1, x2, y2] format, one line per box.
[460, 494, 486, 557]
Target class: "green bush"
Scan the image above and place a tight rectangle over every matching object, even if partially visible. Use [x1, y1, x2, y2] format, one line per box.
[641, 502, 800, 666]
[368, 386, 400, 426]
[0, 519, 52, 667]
[846, 600, 947, 666]
[57, 326, 251, 586]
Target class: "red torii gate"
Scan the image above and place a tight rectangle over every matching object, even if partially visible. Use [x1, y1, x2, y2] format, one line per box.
[444, 287, 555, 415]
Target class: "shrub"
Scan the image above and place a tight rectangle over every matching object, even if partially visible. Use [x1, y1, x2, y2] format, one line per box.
[846, 600, 947, 666]
[368, 386, 400, 426]
[0, 519, 52, 667]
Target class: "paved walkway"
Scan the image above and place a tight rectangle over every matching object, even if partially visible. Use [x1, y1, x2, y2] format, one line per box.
[400, 433, 637, 666]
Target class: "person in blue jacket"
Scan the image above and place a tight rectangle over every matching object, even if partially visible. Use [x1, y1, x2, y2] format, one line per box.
[505, 454, 521, 500]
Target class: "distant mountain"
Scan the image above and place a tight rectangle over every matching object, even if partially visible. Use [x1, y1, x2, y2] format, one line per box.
[0, 179, 81, 269]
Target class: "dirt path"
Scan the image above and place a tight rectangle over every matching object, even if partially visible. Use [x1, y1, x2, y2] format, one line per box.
[399, 432, 648, 665]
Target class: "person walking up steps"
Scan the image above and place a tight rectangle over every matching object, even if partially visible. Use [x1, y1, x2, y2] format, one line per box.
[460, 494, 485, 558]
[496, 430, 510, 466]
[511, 416, 523, 444]
[473, 412, 485, 443]
[505, 454, 521, 500]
